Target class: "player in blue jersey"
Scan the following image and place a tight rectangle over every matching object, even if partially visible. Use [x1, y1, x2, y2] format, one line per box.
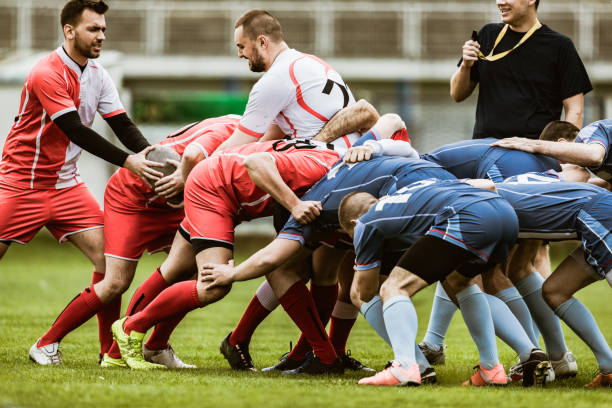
[492, 119, 612, 187]
[418, 133, 570, 374]
[421, 137, 560, 182]
[469, 176, 612, 387]
[335, 178, 530, 386]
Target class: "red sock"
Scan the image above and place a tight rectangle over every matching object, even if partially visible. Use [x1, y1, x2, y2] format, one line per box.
[288, 283, 338, 360]
[38, 284, 102, 347]
[91, 272, 121, 356]
[329, 317, 356, 356]
[145, 312, 187, 350]
[229, 294, 272, 346]
[124, 281, 200, 334]
[107, 268, 169, 358]
[278, 282, 336, 364]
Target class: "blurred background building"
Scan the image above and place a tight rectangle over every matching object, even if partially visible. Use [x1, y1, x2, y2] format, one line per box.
[0, 0, 611, 205]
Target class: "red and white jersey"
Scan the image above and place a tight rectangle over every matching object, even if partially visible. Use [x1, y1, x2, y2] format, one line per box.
[186, 139, 341, 221]
[239, 49, 359, 149]
[107, 115, 240, 208]
[0, 46, 125, 189]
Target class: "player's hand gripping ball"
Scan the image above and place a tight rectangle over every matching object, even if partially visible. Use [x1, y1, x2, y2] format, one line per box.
[145, 145, 183, 205]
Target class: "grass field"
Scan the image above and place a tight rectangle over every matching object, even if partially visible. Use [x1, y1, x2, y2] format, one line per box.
[2, 233, 612, 408]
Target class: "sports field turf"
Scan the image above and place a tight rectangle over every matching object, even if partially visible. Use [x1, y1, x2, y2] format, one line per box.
[1, 233, 612, 408]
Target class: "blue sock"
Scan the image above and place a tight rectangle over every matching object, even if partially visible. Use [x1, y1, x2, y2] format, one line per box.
[456, 285, 498, 369]
[532, 322, 541, 344]
[485, 294, 535, 362]
[515, 273, 567, 360]
[422, 282, 457, 350]
[361, 295, 430, 373]
[556, 298, 612, 374]
[382, 296, 418, 369]
[495, 286, 540, 348]
[360, 296, 391, 345]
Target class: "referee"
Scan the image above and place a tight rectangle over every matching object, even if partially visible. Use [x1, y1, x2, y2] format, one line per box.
[450, 0, 592, 139]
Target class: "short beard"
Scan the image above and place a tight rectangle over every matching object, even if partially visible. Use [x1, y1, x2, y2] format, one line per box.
[248, 48, 266, 72]
[74, 32, 101, 60]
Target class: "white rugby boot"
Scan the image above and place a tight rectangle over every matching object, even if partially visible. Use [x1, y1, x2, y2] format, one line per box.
[29, 339, 62, 365]
[551, 351, 577, 378]
[143, 344, 196, 369]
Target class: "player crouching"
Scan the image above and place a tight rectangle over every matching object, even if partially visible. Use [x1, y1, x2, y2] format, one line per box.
[338, 178, 523, 386]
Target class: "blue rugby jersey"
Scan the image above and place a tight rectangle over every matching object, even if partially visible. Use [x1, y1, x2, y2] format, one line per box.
[496, 179, 608, 239]
[422, 137, 560, 182]
[278, 156, 455, 245]
[575, 119, 612, 181]
[353, 179, 501, 270]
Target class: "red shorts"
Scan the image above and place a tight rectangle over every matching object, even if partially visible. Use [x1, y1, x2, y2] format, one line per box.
[104, 180, 185, 261]
[0, 181, 103, 244]
[183, 172, 240, 246]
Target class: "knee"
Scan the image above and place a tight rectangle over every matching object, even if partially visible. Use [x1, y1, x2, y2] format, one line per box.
[197, 283, 232, 306]
[541, 280, 567, 311]
[104, 276, 131, 298]
[91, 253, 106, 273]
[350, 283, 377, 308]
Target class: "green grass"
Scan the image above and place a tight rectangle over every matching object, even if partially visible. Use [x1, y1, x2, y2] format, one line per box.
[2, 234, 612, 408]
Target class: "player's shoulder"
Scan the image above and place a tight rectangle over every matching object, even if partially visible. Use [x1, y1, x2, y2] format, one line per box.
[29, 50, 65, 79]
[537, 24, 573, 45]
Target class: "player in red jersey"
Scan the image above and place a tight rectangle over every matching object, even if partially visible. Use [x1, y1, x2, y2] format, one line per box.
[0, 1, 163, 365]
[111, 139, 345, 370]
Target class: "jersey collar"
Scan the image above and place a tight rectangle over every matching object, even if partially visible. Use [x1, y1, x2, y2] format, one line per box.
[56, 46, 92, 78]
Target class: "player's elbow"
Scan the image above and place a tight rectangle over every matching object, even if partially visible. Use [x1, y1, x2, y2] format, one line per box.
[587, 147, 606, 167]
[244, 152, 272, 173]
[355, 99, 379, 131]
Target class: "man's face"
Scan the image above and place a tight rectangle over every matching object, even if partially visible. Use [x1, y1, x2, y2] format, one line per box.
[71, 9, 106, 59]
[234, 26, 266, 73]
[496, 0, 533, 25]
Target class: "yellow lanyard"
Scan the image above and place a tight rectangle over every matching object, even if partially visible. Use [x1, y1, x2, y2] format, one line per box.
[478, 20, 542, 61]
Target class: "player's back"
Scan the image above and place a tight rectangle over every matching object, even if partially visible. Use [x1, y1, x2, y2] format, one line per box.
[355, 179, 500, 253]
[278, 156, 455, 241]
[496, 180, 606, 238]
[160, 114, 240, 156]
[421, 139, 492, 178]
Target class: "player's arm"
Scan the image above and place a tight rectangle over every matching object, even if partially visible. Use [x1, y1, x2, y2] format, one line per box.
[199, 239, 302, 288]
[562, 93, 584, 129]
[104, 113, 150, 153]
[244, 152, 322, 224]
[450, 40, 479, 102]
[463, 178, 497, 192]
[313, 99, 379, 143]
[214, 127, 259, 152]
[491, 137, 605, 167]
[53, 112, 163, 183]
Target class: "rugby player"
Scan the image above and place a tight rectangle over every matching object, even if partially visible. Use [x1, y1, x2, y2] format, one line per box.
[470, 174, 612, 387]
[337, 179, 522, 386]
[103, 102, 379, 369]
[492, 119, 612, 188]
[217, 9, 365, 151]
[417, 134, 577, 378]
[2, 0, 165, 365]
[94, 115, 240, 368]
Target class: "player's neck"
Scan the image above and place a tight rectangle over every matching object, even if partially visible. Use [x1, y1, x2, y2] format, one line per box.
[62, 41, 88, 68]
[508, 12, 538, 33]
[265, 42, 289, 71]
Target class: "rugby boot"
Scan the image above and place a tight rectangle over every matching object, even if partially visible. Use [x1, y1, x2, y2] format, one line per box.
[418, 342, 446, 365]
[100, 353, 127, 368]
[220, 332, 256, 371]
[29, 339, 62, 365]
[519, 349, 551, 387]
[421, 367, 437, 384]
[339, 350, 375, 372]
[144, 344, 196, 369]
[584, 372, 612, 388]
[111, 317, 166, 370]
[281, 353, 344, 375]
[551, 351, 578, 379]
[463, 363, 507, 386]
[358, 361, 421, 386]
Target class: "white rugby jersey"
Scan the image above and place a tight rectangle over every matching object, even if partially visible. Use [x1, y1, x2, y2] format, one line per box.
[238, 49, 359, 149]
[0, 46, 125, 189]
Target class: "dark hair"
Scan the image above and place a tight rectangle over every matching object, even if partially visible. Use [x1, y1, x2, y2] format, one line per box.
[61, 0, 108, 27]
[234, 9, 283, 42]
[539, 120, 580, 142]
[535, 0, 540, 9]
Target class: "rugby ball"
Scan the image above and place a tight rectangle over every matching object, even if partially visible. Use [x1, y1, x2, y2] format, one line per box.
[145, 145, 183, 205]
